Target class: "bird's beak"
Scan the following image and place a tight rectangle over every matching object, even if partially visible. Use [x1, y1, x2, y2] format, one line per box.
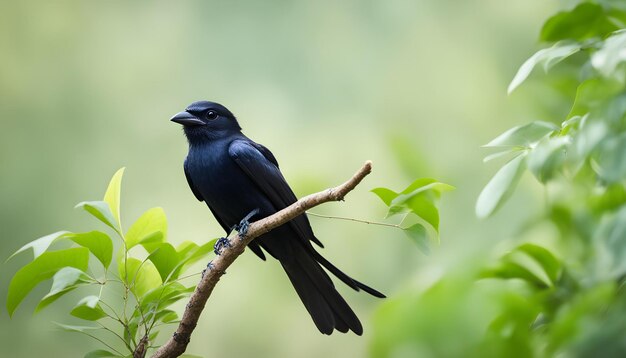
[170, 111, 205, 126]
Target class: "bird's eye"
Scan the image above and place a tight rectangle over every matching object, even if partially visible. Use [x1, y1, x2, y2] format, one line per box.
[206, 110, 218, 120]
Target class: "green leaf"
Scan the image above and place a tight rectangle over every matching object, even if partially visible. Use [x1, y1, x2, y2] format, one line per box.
[7, 231, 69, 261]
[483, 149, 524, 163]
[388, 179, 453, 208]
[154, 309, 178, 323]
[527, 136, 569, 183]
[403, 224, 429, 254]
[540, 3, 618, 42]
[405, 194, 440, 232]
[75, 201, 118, 232]
[589, 184, 626, 214]
[476, 153, 527, 219]
[375, 179, 454, 220]
[54, 322, 102, 332]
[125, 207, 167, 251]
[119, 258, 163, 298]
[591, 30, 626, 79]
[173, 240, 216, 277]
[70, 296, 108, 321]
[8, 231, 112, 271]
[573, 115, 607, 157]
[596, 206, 626, 277]
[508, 42, 580, 94]
[398, 178, 454, 196]
[516, 244, 561, 284]
[371, 188, 399, 206]
[66, 231, 113, 269]
[385, 205, 410, 218]
[103, 167, 125, 229]
[7, 248, 89, 316]
[179, 240, 216, 265]
[483, 244, 560, 289]
[148, 243, 181, 282]
[140, 282, 193, 312]
[567, 78, 623, 118]
[84, 350, 122, 358]
[484, 122, 558, 148]
[560, 115, 584, 135]
[176, 241, 200, 258]
[383, 179, 453, 232]
[149, 330, 160, 343]
[594, 132, 626, 183]
[36, 267, 91, 312]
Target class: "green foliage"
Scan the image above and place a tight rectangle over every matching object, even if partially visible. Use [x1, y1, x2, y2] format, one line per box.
[125, 207, 167, 251]
[479, 0, 626, 355]
[68, 232, 114, 269]
[36, 267, 92, 312]
[5, 169, 214, 357]
[508, 43, 580, 94]
[476, 2, 626, 356]
[481, 243, 562, 289]
[7, 248, 90, 316]
[476, 154, 527, 219]
[372, 178, 454, 254]
[540, 3, 619, 42]
[373, 1, 626, 357]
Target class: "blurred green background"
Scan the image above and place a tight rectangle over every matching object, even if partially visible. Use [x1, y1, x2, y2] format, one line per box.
[1, 1, 559, 357]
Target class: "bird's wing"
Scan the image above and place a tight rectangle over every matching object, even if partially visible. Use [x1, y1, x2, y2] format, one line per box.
[251, 142, 280, 168]
[184, 158, 266, 260]
[228, 139, 324, 248]
[230, 139, 384, 298]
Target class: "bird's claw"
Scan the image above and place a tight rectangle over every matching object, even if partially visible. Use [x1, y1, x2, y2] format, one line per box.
[235, 208, 259, 239]
[213, 237, 231, 255]
[202, 260, 215, 278]
[237, 222, 251, 239]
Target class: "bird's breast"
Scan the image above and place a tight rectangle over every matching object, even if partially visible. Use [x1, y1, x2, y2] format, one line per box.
[186, 142, 273, 226]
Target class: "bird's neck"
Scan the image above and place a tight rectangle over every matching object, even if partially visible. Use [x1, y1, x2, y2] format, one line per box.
[185, 130, 241, 149]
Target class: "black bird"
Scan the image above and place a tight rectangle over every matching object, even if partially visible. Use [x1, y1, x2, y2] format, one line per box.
[171, 100, 384, 335]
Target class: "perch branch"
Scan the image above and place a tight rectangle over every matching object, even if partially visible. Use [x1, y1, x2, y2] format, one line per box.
[149, 161, 373, 358]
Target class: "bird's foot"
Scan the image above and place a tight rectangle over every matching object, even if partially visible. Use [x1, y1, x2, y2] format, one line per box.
[235, 208, 260, 239]
[201, 260, 215, 278]
[213, 237, 231, 255]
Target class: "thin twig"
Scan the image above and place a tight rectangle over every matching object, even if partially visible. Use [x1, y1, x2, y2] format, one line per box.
[170, 271, 202, 283]
[149, 161, 373, 358]
[99, 299, 128, 329]
[80, 330, 125, 356]
[132, 257, 155, 336]
[306, 211, 402, 229]
[97, 321, 134, 353]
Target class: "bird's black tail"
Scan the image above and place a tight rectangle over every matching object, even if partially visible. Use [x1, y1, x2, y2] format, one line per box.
[278, 241, 386, 335]
[309, 249, 386, 299]
[281, 247, 363, 335]
[259, 224, 384, 335]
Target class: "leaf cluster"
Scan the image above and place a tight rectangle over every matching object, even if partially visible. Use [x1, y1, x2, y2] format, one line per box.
[372, 178, 454, 254]
[372, 2, 626, 357]
[6, 169, 214, 357]
[476, 2, 626, 356]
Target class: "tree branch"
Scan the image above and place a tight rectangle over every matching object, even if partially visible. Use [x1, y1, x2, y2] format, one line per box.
[149, 161, 373, 358]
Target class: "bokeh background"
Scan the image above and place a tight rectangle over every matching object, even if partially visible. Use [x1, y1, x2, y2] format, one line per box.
[1, 1, 559, 357]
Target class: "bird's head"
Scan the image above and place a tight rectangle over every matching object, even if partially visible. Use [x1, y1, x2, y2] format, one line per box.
[170, 101, 242, 143]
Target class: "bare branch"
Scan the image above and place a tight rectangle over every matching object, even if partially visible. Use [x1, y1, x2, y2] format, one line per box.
[149, 161, 373, 358]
